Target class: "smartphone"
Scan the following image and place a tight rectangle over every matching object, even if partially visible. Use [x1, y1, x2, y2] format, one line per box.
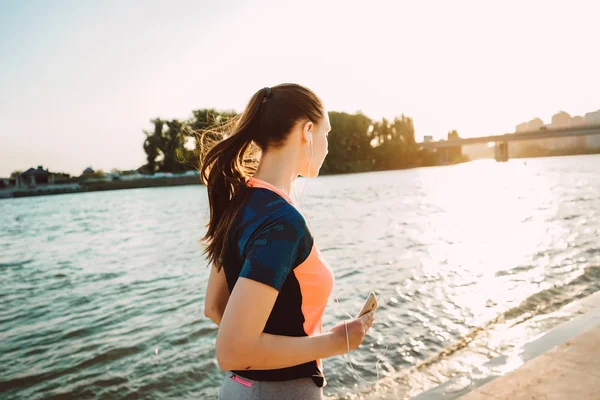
[356, 291, 378, 318]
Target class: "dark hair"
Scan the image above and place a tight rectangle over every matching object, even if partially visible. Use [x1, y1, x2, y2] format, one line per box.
[198, 83, 325, 271]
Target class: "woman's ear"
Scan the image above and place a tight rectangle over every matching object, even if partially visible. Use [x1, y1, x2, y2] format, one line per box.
[304, 120, 314, 134]
[302, 121, 314, 143]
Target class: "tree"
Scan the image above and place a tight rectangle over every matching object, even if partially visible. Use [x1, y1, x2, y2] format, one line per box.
[142, 109, 242, 174]
[140, 104, 453, 175]
[187, 108, 237, 170]
[143, 118, 163, 174]
[320, 111, 372, 174]
[371, 114, 417, 170]
[159, 120, 185, 173]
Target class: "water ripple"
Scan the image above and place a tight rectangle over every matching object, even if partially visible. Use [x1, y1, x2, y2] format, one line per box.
[1, 157, 600, 399]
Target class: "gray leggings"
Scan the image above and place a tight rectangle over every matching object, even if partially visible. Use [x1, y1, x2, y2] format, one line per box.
[218, 371, 323, 400]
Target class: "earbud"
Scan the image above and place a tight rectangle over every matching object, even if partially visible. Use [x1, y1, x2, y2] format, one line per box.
[307, 131, 313, 143]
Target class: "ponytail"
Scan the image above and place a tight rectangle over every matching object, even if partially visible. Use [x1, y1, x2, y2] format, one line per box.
[198, 84, 324, 271]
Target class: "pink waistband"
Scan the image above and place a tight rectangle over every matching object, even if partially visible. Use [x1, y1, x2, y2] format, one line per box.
[231, 374, 253, 387]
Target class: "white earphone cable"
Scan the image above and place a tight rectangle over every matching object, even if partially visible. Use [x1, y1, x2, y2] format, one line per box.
[295, 133, 312, 230]
[295, 132, 392, 386]
[336, 293, 392, 386]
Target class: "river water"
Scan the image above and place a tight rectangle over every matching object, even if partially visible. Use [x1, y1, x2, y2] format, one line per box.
[1, 155, 599, 399]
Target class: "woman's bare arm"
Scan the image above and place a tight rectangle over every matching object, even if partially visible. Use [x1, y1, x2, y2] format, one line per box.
[204, 264, 230, 326]
[216, 277, 349, 371]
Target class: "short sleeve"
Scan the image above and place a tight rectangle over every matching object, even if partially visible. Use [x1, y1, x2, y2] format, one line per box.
[239, 211, 312, 291]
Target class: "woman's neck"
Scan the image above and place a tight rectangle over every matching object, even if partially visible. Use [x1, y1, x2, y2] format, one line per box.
[252, 148, 299, 197]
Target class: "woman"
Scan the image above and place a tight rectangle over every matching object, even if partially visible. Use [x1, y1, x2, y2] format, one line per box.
[200, 83, 375, 400]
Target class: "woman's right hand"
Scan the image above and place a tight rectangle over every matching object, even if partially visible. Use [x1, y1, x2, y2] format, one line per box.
[330, 310, 375, 353]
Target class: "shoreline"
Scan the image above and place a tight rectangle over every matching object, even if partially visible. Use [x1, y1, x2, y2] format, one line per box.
[459, 326, 600, 399]
[3, 153, 600, 200]
[346, 287, 600, 400]
[0, 176, 202, 200]
[410, 290, 600, 400]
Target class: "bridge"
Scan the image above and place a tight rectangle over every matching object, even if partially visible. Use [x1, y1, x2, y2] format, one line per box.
[418, 124, 600, 162]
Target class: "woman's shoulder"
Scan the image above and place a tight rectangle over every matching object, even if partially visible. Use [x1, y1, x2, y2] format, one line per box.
[244, 188, 307, 227]
[235, 189, 313, 261]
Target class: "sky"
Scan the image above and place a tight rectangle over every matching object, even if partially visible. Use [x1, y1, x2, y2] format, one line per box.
[1, 0, 599, 177]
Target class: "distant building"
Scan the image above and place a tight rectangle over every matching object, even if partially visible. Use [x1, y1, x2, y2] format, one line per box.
[515, 118, 544, 133]
[20, 166, 55, 186]
[528, 118, 544, 130]
[569, 116, 587, 148]
[511, 112, 595, 154]
[541, 111, 580, 150]
[550, 111, 572, 128]
[80, 166, 113, 183]
[82, 167, 95, 177]
[424, 135, 433, 143]
[572, 116, 585, 126]
[585, 110, 600, 124]
[515, 122, 528, 133]
[513, 118, 545, 155]
[510, 109, 600, 155]
[53, 173, 72, 183]
[585, 110, 600, 148]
